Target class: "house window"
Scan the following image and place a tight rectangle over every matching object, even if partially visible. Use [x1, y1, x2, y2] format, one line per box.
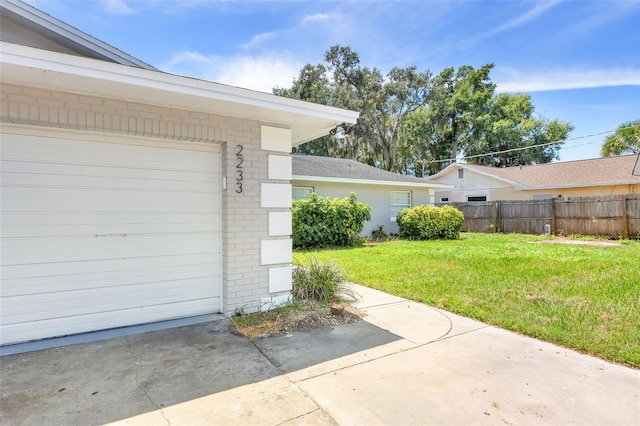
[458, 169, 464, 179]
[390, 191, 412, 221]
[441, 197, 449, 202]
[292, 186, 313, 200]
[467, 195, 487, 202]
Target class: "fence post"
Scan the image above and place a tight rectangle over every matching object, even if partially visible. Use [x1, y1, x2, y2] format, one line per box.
[622, 196, 629, 239]
[491, 201, 500, 233]
[551, 198, 557, 235]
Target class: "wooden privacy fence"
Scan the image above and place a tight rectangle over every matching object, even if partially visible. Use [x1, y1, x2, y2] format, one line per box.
[437, 194, 640, 238]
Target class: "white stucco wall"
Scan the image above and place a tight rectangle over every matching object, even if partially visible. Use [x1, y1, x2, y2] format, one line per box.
[292, 179, 435, 236]
[432, 168, 518, 202]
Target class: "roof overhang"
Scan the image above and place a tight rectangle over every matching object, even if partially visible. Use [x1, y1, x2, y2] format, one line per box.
[517, 181, 640, 191]
[293, 175, 453, 189]
[0, 42, 359, 145]
[1, 0, 157, 70]
[430, 163, 527, 189]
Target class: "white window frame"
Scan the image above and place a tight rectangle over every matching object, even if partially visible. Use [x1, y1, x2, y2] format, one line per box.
[390, 190, 412, 222]
[292, 186, 314, 200]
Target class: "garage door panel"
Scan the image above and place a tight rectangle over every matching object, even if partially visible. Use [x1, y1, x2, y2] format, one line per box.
[0, 299, 218, 345]
[2, 137, 216, 171]
[2, 262, 219, 296]
[1, 132, 222, 345]
[3, 221, 218, 238]
[2, 233, 221, 266]
[2, 280, 219, 322]
[2, 159, 216, 184]
[2, 187, 219, 213]
[2, 212, 215, 227]
[1, 172, 217, 193]
[1, 253, 216, 280]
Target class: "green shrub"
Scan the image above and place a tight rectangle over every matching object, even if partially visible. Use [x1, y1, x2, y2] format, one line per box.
[292, 192, 371, 249]
[292, 257, 358, 304]
[371, 225, 387, 240]
[397, 205, 464, 240]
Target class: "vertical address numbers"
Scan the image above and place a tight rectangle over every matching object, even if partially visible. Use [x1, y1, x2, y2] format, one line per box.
[235, 144, 244, 193]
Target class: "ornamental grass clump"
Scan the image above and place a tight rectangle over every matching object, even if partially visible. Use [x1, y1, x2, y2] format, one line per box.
[292, 257, 358, 304]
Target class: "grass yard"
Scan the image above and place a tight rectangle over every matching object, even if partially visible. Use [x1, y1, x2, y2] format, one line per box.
[294, 233, 640, 367]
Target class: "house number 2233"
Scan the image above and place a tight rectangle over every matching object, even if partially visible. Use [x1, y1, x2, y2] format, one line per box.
[235, 144, 244, 194]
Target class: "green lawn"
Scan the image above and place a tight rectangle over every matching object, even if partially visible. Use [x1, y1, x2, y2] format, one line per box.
[294, 233, 640, 367]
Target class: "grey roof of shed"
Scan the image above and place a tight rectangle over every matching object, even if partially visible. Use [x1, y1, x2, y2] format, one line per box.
[292, 155, 448, 187]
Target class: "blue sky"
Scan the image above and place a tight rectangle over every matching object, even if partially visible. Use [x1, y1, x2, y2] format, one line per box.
[26, 0, 640, 162]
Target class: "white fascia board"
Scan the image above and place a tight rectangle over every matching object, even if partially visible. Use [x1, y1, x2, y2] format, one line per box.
[293, 175, 453, 189]
[517, 180, 640, 191]
[2, 0, 156, 70]
[0, 42, 359, 145]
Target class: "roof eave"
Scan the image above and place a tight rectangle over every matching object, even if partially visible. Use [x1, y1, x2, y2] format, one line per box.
[293, 175, 453, 189]
[0, 42, 359, 145]
[519, 180, 640, 191]
[1, 0, 157, 70]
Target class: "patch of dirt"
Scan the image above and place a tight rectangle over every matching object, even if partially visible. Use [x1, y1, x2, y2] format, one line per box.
[230, 302, 366, 340]
[535, 237, 621, 247]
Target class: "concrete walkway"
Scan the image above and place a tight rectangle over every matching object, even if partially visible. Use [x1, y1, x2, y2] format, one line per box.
[111, 284, 639, 426]
[2, 284, 638, 425]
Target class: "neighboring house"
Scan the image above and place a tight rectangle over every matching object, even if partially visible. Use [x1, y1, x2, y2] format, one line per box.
[291, 155, 451, 236]
[0, 0, 358, 345]
[429, 155, 640, 203]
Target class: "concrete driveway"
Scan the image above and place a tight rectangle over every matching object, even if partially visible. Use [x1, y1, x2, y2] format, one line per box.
[1, 284, 638, 425]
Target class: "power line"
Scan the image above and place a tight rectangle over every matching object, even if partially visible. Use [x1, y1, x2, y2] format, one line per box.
[427, 128, 630, 164]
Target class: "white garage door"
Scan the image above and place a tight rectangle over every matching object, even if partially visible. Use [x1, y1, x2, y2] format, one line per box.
[0, 129, 221, 345]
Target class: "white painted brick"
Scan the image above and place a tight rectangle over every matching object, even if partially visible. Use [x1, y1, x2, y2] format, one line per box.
[261, 239, 292, 265]
[268, 155, 292, 180]
[268, 212, 292, 236]
[260, 293, 292, 311]
[269, 266, 292, 292]
[261, 183, 292, 208]
[261, 126, 291, 152]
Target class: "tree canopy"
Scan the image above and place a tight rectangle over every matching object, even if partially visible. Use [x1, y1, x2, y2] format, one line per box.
[601, 119, 640, 157]
[275, 45, 573, 174]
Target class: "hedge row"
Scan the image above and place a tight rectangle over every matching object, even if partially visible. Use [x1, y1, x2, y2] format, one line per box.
[397, 205, 464, 240]
[292, 192, 371, 249]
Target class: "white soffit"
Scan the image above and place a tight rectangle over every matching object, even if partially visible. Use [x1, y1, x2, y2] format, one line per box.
[0, 42, 359, 145]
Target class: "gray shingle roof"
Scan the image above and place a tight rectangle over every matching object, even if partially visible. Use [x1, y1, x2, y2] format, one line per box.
[460, 154, 640, 188]
[292, 155, 433, 184]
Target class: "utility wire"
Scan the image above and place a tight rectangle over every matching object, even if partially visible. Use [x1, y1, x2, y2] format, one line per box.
[427, 127, 634, 164]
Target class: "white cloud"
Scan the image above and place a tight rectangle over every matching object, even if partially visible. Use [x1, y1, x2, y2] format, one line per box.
[461, 0, 562, 47]
[163, 50, 302, 93]
[240, 32, 277, 50]
[495, 68, 640, 93]
[491, 0, 562, 35]
[100, 0, 135, 15]
[301, 13, 331, 24]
